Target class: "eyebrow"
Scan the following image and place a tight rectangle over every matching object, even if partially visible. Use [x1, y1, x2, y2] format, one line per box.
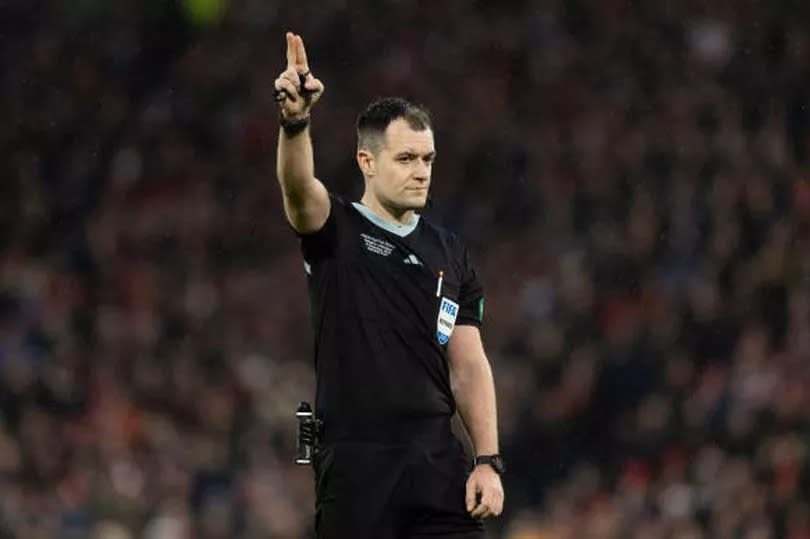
[396, 150, 436, 159]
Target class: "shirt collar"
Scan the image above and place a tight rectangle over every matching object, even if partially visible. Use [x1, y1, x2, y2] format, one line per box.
[351, 202, 420, 237]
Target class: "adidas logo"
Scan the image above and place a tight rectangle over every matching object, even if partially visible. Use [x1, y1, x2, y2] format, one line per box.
[403, 254, 422, 265]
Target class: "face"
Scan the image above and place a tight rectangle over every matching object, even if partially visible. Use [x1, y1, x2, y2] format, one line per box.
[359, 118, 436, 212]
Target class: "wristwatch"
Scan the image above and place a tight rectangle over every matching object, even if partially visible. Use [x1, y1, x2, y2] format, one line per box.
[475, 454, 505, 475]
[279, 113, 311, 136]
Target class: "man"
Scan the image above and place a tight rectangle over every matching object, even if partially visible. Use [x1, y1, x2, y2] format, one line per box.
[274, 32, 504, 538]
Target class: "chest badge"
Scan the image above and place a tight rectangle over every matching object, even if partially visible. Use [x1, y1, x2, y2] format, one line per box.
[437, 297, 459, 345]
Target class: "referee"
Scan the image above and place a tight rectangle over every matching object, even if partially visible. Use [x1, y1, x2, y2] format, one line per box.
[274, 32, 504, 538]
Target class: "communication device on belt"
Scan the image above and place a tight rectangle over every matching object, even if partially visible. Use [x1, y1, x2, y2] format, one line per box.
[295, 401, 319, 465]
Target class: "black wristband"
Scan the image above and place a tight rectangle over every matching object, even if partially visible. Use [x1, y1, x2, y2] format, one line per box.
[474, 454, 505, 475]
[280, 113, 310, 137]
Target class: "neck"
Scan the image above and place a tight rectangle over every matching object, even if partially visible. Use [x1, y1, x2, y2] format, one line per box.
[360, 194, 415, 225]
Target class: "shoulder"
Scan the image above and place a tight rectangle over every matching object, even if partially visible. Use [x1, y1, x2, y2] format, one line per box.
[300, 192, 351, 234]
[328, 192, 348, 210]
[328, 193, 371, 222]
[418, 214, 469, 253]
[295, 192, 352, 250]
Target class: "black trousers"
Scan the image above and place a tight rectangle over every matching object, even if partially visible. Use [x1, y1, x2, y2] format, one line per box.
[312, 420, 485, 539]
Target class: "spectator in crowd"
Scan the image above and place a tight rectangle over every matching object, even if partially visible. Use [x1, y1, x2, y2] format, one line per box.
[2, 0, 810, 537]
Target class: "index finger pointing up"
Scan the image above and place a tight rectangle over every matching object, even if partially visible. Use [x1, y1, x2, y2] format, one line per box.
[286, 31, 296, 69]
[295, 34, 309, 71]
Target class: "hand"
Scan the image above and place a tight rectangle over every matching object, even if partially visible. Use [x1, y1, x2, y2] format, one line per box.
[274, 32, 324, 120]
[466, 464, 504, 520]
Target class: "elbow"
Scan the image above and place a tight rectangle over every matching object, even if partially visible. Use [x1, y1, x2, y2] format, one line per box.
[450, 354, 488, 390]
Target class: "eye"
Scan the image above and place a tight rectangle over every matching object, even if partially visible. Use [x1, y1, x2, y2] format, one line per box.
[397, 155, 413, 163]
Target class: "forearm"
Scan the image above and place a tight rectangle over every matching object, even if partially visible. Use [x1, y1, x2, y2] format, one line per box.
[276, 124, 316, 201]
[451, 354, 499, 455]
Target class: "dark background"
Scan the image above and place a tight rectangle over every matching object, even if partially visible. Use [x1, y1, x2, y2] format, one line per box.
[3, 0, 810, 537]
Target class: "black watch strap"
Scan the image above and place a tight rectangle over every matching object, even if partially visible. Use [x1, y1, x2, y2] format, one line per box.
[474, 454, 505, 475]
[279, 113, 310, 137]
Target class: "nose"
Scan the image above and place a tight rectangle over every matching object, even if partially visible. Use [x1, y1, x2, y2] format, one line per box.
[414, 160, 430, 182]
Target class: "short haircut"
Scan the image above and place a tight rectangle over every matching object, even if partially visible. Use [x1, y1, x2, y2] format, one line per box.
[356, 97, 432, 155]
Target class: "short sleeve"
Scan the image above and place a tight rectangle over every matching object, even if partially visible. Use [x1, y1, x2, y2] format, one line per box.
[455, 244, 485, 328]
[297, 193, 343, 264]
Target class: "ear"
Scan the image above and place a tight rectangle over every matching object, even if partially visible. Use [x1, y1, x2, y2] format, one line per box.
[356, 150, 375, 177]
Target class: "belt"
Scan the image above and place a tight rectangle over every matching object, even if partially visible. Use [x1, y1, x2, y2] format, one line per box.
[318, 414, 455, 445]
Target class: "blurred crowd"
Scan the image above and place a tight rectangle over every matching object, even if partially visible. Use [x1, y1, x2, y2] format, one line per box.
[3, 0, 810, 537]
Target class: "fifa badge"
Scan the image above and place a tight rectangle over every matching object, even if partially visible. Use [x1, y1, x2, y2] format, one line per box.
[437, 297, 459, 345]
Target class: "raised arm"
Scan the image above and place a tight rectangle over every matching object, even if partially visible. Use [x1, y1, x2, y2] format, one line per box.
[274, 32, 330, 234]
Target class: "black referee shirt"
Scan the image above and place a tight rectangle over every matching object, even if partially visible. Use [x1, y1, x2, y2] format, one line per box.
[297, 194, 484, 442]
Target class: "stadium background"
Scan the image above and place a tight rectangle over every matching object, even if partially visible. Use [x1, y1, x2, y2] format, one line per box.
[3, 0, 810, 537]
